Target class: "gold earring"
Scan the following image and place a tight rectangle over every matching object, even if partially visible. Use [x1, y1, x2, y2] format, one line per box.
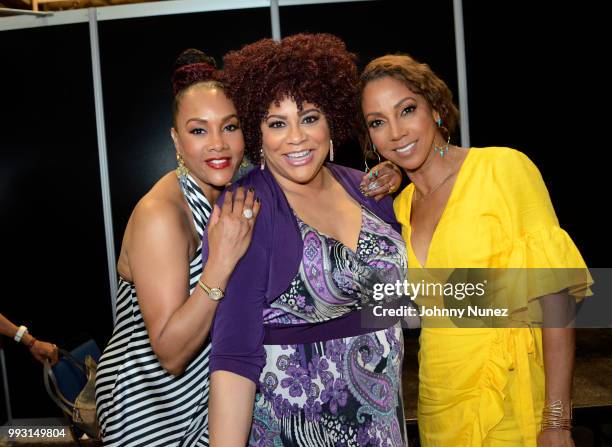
[176, 152, 189, 177]
[364, 143, 381, 172]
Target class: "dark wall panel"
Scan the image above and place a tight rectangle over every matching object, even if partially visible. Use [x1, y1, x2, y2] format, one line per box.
[98, 8, 272, 253]
[463, 0, 604, 265]
[0, 24, 111, 419]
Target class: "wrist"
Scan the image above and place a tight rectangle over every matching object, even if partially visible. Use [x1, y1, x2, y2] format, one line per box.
[541, 399, 572, 432]
[26, 337, 37, 350]
[14, 325, 28, 343]
[200, 264, 230, 292]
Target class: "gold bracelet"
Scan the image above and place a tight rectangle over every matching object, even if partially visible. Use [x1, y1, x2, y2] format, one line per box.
[541, 399, 572, 431]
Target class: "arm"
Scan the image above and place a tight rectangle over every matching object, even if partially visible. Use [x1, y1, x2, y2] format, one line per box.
[203, 185, 270, 446]
[209, 371, 256, 446]
[0, 313, 59, 364]
[538, 293, 575, 447]
[130, 187, 259, 375]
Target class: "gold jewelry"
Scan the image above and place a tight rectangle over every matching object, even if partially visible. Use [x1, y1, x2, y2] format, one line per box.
[364, 144, 381, 172]
[198, 279, 224, 301]
[176, 152, 189, 177]
[541, 400, 572, 431]
[414, 167, 456, 202]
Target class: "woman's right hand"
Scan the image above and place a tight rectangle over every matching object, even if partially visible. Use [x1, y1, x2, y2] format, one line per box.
[206, 186, 260, 273]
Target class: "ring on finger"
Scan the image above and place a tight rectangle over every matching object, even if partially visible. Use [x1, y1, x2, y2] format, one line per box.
[242, 208, 254, 219]
[367, 181, 380, 191]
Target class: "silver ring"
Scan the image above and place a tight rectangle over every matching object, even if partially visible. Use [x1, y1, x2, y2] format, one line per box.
[367, 181, 380, 191]
[242, 208, 254, 219]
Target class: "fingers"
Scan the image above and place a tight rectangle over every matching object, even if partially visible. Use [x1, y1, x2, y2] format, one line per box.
[361, 174, 396, 198]
[208, 204, 221, 230]
[243, 188, 255, 214]
[222, 189, 233, 215]
[231, 186, 246, 217]
[249, 198, 261, 224]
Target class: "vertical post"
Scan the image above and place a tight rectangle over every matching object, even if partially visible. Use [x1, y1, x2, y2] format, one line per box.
[89, 8, 118, 324]
[0, 348, 12, 422]
[270, 0, 281, 41]
[453, 0, 470, 148]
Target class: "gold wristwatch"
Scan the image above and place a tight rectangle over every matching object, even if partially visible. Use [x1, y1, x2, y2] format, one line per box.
[198, 280, 224, 301]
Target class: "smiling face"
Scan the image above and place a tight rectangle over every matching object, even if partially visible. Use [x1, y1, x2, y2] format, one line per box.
[361, 76, 442, 171]
[171, 84, 244, 189]
[260, 97, 331, 186]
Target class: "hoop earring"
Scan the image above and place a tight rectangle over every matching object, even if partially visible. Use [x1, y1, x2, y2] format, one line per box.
[260, 147, 265, 171]
[364, 143, 381, 172]
[329, 139, 334, 162]
[434, 118, 451, 158]
[176, 152, 189, 177]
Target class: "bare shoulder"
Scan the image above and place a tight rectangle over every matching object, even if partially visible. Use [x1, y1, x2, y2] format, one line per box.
[125, 173, 190, 243]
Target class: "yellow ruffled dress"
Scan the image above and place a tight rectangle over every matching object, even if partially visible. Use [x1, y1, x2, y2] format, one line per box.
[393, 147, 591, 446]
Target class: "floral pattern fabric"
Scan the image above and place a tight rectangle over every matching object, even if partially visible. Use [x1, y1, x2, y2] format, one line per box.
[251, 206, 408, 446]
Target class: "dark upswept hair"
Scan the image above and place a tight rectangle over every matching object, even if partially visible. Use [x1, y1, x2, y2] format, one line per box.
[359, 54, 460, 148]
[221, 33, 359, 164]
[171, 48, 223, 125]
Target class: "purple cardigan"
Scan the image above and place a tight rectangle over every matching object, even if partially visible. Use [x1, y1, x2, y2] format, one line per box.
[201, 163, 400, 385]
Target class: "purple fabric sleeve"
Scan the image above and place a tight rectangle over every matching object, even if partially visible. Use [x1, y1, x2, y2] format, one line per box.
[201, 185, 269, 386]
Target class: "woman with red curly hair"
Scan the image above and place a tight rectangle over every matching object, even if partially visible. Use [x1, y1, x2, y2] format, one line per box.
[202, 34, 412, 446]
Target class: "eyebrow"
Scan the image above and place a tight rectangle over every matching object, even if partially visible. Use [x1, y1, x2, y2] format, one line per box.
[365, 96, 417, 119]
[265, 108, 321, 121]
[186, 113, 238, 125]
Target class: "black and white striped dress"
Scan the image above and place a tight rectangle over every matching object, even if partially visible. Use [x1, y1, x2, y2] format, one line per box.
[95, 174, 212, 447]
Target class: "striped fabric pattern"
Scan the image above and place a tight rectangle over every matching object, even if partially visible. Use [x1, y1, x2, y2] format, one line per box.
[95, 174, 212, 447]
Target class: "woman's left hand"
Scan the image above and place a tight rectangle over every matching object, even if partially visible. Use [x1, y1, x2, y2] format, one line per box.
[537, 430, 575, 447]
[359, 160, 402, 201]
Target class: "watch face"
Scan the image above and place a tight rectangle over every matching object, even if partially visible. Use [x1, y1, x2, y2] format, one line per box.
[210, 288, 223, 301]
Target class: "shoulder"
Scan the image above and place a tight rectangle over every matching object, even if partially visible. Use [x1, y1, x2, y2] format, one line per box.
[472, 146, 539, 174]
[129, 174, 187, 238]
[327, 162, 365, 183]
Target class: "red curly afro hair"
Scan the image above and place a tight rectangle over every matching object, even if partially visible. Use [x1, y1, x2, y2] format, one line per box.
[221, 33, 359, 164]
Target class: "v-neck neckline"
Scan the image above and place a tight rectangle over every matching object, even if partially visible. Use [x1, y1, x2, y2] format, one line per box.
[406, 149, 473, 268]
[294, 205, 365, 257]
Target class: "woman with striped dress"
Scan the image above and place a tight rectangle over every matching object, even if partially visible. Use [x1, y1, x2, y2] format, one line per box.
[94, 49, 260, 447]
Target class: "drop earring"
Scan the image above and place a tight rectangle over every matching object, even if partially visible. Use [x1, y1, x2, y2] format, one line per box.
[364, 143, 381, 172]
[329, 139, 334, 162]
[433, 118, 451, 158]
[260, 147, 265, 171]
[176, 152, 189, 177]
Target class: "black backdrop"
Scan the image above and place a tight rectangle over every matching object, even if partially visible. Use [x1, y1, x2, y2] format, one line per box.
[0, 0, 606, 420]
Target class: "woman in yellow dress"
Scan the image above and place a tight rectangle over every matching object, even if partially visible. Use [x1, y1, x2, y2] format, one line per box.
[359, 54, 591, 446]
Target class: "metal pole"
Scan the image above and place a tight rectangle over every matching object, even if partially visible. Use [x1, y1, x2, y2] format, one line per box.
[89, 8, 118, 324]
[453, 0, 470, 148]
[270, 0, 281, 41]
[0, 348, 13, 422]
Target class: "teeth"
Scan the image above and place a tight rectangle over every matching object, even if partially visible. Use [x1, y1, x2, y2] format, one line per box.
[286, 150, 311, 159]
[396, 142, 416, 153]
[209, 159, 227, 165]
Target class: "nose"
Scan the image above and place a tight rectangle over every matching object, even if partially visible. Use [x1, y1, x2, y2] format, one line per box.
[208, 129, 227, 152]
[388, 119, 407, 142]
[288, 123, 306, 145]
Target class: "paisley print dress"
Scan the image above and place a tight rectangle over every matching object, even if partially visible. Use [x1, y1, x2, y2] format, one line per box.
[249, 206, 408, 447]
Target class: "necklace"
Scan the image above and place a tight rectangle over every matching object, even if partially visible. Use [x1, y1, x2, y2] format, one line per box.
[413, 155, 458, 202]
